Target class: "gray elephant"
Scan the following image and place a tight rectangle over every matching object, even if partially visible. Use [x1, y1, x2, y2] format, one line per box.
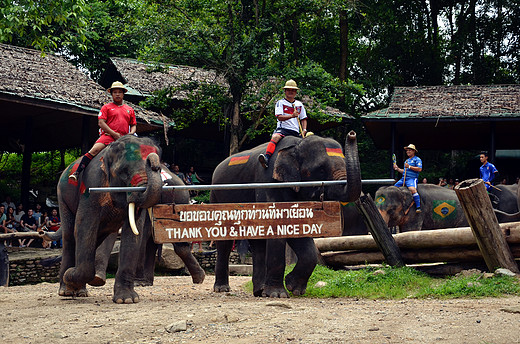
[375, 183, 519, 232]
[57, 135, 167, 303]
[45, 165, 205, 289]
[210, 132, 361, 297]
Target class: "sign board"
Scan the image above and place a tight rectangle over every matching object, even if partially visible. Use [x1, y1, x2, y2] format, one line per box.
[152, 201, 343, 243]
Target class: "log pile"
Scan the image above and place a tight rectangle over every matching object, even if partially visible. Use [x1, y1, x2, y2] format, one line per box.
[315, 222, 520, 268]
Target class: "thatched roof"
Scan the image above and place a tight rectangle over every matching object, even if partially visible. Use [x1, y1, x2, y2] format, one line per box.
[365, 85, 520, 119]
[361, 84, 520, 150]
[0, 43, 167, 152]
[103, 57, 228, 99]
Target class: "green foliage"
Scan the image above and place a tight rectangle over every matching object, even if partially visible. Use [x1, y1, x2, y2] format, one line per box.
[0, 150, 79, 199]
[0, 0, 89, 52]
[247, 265, 520, 299]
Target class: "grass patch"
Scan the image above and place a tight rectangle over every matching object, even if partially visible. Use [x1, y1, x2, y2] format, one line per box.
[246, 264, 520, 299]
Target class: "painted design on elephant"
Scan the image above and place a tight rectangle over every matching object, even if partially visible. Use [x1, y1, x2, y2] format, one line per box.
[67, 163, 79, 186]
[228, 154, 250, 166]
[130, 172, 148, 187]
[79, 182, 88, 195]
[124, 142, 158, 161]
[375, 196, 385, 205]
[433, 200, 457, 220]
[340, 202, 350, 206]
[325, 146, 344, 158]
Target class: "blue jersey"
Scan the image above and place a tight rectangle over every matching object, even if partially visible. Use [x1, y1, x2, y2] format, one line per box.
[480, 162, 498, 190]
[404, 156, 422, 179]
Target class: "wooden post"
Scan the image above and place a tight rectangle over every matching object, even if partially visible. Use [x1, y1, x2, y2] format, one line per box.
[355, 194, 404, 267]
[0, 242, 8, 287]
[455, 178, 520, 273]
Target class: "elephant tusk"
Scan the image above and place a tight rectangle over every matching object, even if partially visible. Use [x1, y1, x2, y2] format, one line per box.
[129, 203, 139, 235]
[147, 208, 153, 221]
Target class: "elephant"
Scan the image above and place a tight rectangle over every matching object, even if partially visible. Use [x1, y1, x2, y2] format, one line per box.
[210, 131, 361, 298]
[375, 183, 519, 232]
[45, 164, 205, 290]
[57, 135, 166, 303]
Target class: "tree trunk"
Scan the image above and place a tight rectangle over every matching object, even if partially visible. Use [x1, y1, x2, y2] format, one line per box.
[339, 9, 349, 82]
[455, 178, 520, 273]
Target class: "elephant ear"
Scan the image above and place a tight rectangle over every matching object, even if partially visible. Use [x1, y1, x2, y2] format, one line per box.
[272, 147, 301, 189]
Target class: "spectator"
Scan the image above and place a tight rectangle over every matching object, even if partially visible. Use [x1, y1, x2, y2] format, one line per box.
[172, 165, 186, 183]
[445, 178, 454, 189]
[13, 203, 25, 225]
[438, 178, 447, 187]
[188, 166, 205, 184]
[499, 178, 508, 185]
[422, 178, 428, 184]
[19, 208, 37, 247]
[1, 195, 15, 210]
[454, 179, 460, 188]
[4, 207, 19, 247]
[33, 203, 43, 226]
[0, 204, 10, 246]
[47, 208, 61, 248]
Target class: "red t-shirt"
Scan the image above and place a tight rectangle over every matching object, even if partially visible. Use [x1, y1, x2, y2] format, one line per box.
[98, 102, 137, 137]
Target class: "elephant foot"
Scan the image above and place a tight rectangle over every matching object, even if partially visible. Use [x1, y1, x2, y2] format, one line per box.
[59, 283, 89, 297]
[88, 274, 106, 287]
[285, 273, 308, 296]
[113, 287, 140, 304]
[213, 283, 230, 293]
[190, 268, 205, 284]
[253, 284, 265, 297]
[261, 285, 289, 298]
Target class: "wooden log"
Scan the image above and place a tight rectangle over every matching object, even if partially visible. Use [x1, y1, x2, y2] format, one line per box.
[321, 244, 520, 267]
[455, 178, 520, 273]
[355, 194, 404, 267]
[314, 222, 520, 252]
[0, 232, 45, 240]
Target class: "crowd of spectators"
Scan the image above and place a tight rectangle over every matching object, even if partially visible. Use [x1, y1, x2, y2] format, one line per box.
[0, 196, 61, 249]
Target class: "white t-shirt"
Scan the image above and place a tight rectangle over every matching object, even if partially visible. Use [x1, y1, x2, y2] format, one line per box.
[274, 98, 307, 133]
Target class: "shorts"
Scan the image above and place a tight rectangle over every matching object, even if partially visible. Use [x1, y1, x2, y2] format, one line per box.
[394, 177, 417, 188]
[96, 134, 115, 145]
[273, 128, 300, 138]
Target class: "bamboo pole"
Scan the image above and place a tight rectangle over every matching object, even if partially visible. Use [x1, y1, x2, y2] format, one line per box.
[455, 178, 520, 274]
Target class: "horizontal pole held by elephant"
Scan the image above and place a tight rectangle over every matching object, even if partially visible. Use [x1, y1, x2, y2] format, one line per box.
[151, 201, 343, 243]
[89, 179, 396, 193]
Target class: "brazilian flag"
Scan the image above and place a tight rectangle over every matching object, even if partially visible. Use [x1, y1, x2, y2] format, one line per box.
[432, 200, 457, 221]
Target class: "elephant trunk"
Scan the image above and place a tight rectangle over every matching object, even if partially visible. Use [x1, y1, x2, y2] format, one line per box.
[330, 131, 361, 202]
[127, 152, 162, 235]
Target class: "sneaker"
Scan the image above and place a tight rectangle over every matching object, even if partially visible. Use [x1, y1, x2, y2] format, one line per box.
[69, 172, 79, 181]
[258, 154, 269, 168]
[416, 208, 422, 213]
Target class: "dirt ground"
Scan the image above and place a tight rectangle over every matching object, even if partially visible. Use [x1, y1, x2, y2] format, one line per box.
[2, 275, 520, 344]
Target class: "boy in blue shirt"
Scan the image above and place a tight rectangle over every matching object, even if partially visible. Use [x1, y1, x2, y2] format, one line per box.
[479, 152, 498, 190]
[394, 144, 423, 213]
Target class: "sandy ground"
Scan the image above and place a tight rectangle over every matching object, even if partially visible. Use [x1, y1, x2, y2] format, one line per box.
[2, 275, 520, 344]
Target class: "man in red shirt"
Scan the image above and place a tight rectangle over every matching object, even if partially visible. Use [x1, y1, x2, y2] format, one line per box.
[69, 81, 137, 180]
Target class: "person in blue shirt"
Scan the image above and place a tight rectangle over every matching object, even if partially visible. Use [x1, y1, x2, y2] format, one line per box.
[393, 144, 423, 213]
[479, 151, 498, 190]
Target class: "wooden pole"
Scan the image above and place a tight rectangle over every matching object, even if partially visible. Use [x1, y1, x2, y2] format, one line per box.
[0, 232, 44, 240]
[321, 244, 520, 267]
[455, 178, 520, 273]
[355, 194, 404, 267]
[314, 222, 520, 252]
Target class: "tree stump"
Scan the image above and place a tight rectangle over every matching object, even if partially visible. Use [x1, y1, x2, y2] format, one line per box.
[355, 194, 404, 267]
[455, 178, 520, 273]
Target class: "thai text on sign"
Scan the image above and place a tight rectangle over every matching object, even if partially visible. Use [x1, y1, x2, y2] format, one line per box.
[152, 201, 343, 243]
